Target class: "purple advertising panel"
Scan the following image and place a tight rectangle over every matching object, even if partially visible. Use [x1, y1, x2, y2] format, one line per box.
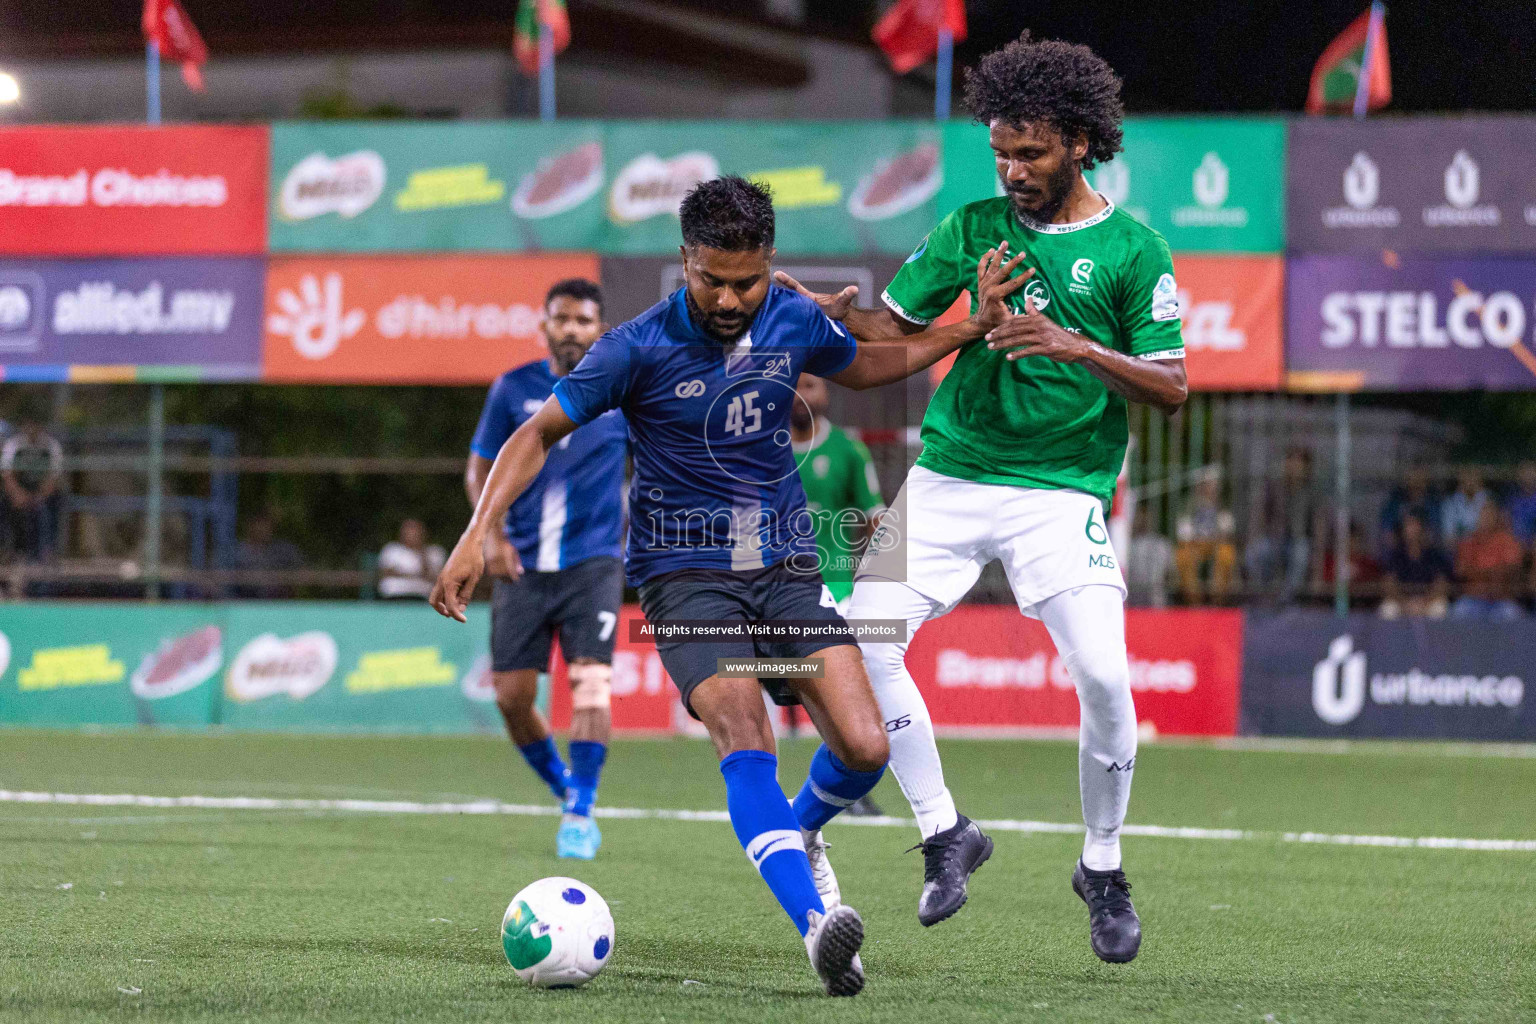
[1242, 613, 1535, 741]
[0, 257, 265, 380]
[1287, 117, 1536, 253]
[1286, 254, 1536, 392]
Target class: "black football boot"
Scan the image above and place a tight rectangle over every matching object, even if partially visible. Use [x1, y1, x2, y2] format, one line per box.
[912, 814, 993, 926]
[1071, 860, 1142, 963]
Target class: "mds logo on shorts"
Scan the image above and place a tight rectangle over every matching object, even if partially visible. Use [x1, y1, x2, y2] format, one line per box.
[1085, 508, 1117, 569]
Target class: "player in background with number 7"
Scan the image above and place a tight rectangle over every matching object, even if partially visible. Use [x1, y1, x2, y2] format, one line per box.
[435, 176, 1024, 997]
[465, 278, 628, 861]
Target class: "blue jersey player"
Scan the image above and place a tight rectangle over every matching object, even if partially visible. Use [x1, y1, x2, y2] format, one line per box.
[465, 278, 627, 861]
[434, 177, 1019, 996]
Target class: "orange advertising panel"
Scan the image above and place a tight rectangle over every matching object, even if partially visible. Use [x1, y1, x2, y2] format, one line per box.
[262, 254, 601, 383]
[1174, 255, 1283, 392]
[929, 256, 1283, 392]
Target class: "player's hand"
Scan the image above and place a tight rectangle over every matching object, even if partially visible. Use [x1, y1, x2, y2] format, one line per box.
[483, 532, 523, 581]
[430, 532, 485, 623]
[983, 293, 1095, 364]
[773, 271, 858, 320]
[970, 241, 1033, 334]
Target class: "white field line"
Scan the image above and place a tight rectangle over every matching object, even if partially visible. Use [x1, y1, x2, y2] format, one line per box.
[3, 789, 1534, 853]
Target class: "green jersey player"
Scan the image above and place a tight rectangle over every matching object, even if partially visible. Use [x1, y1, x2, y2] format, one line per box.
[791, 373, 886, 608]
[776, 33, 1187, 964]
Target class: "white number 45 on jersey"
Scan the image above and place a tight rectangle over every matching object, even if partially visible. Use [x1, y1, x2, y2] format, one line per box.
[723, 391, 762, 437]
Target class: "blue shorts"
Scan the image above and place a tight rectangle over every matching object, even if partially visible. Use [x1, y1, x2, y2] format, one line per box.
[490, 556, 623, 672]
[636, 559, 856, 717]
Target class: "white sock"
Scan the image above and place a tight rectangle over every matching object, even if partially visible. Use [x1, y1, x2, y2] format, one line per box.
[847, 580, 957, 839]
[1038, 586, 1136, 872]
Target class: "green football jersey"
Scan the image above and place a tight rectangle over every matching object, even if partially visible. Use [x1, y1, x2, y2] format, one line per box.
[882, 196, 1184, 504]
[794, 419, 884, 601]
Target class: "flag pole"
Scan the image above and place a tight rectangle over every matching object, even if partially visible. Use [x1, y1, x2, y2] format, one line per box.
[146, 40, 161, 125]
[1351, 2, 1383, 118]
[934, 26, 953, 120]
[538, 17, 556, 122]
[1336, 2, 1382, 613]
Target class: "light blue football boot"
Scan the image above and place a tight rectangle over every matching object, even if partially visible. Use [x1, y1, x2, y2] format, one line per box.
[556, 813, 601, 860]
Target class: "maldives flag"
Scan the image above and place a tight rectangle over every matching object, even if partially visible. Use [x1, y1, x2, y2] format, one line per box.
[1305, 4, 1391, 114]
[872, 0, 968, 75]
[514, 0, 572, 76]
[142, 0, 209, 91]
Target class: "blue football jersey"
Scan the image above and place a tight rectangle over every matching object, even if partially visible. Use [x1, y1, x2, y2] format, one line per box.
[471, 358, 627, 571]
[552, 285, 857, 586]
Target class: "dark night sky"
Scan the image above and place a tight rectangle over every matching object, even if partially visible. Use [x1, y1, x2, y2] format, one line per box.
[949, 0, 1536, 113]
[1, 0, 1532, 113]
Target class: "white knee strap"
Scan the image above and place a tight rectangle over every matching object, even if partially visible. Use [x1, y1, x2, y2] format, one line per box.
[569, 663, 612, 710]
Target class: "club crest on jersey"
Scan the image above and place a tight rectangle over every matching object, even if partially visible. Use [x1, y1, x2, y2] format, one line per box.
[1019, 277, 1051, 312]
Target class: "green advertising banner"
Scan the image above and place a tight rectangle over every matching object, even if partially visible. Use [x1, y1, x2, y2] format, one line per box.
[599, 120, 942, 255]
[0, 605, 224, 728]
[269, 118, 1280, 255]
[219, 603, 496, 734]
[269, 120, 942, 255]
[939, 117, 1286, 253]
[269, 120, 607, 253]
[0, 603, 505, 735]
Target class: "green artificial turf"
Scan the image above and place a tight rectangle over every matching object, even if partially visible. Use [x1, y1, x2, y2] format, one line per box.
[3, 729, 1534, 1022]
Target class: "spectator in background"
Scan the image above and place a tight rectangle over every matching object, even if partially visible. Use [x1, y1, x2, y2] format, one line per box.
[1126, 513, 1174, 608]
[377, 519, 445, 600]
[1174, 474, 1237, 604]
[1506, 461, 1536, 547]
[1321, 523, 1382, 599]
[232, 512, 303, 598]
[1244, 447, 1318, 605]
[1, 416, 64, 563]
[1440, 468, 1491, 546]
[1380, 513, 1450, 619]
[1380, 467, 1442, 551]
[1451, 503, 1524, 621]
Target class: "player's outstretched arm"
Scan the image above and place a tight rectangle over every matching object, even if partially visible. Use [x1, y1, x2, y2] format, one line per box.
[773, 272, 915, 342]
[826, 246, 1031, 391]
[430, 399, 579, 622]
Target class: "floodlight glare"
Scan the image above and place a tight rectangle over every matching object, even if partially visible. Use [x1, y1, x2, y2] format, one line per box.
[0, 73, 20, 105]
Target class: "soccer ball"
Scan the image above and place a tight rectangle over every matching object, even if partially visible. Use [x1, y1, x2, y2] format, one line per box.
[500, 877, 615, 989]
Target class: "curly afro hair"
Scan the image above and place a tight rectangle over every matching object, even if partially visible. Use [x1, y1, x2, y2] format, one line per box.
[963, 31, 1125, 171]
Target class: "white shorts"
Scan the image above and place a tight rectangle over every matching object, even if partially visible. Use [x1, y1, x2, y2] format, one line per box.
[856, 465, 1126, 618]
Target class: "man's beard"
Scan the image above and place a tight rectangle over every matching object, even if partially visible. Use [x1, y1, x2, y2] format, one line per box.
[1004, 158, 1079, 224]
[790, 401, 813, 432]
[685, 290, 751, 343]
[549, 338, 586, 374]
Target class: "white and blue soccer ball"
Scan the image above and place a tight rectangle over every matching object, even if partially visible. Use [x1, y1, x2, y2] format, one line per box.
[500, 877, 615, 989]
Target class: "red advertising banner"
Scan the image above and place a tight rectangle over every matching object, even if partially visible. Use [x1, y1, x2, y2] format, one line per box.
[545, 605, 1241, 736]
[906, 606, 1243, 736]
[262, 254, 601, 384]
[0, 126, 268, 256]
[1175, 255, 1284, 392]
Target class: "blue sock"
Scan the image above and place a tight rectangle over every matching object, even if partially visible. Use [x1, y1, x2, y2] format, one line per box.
[517, 737, 568, 801]
[792, 744, 887, 831]
[720, 750, 825, 937]
[563, 740, 606, 818]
